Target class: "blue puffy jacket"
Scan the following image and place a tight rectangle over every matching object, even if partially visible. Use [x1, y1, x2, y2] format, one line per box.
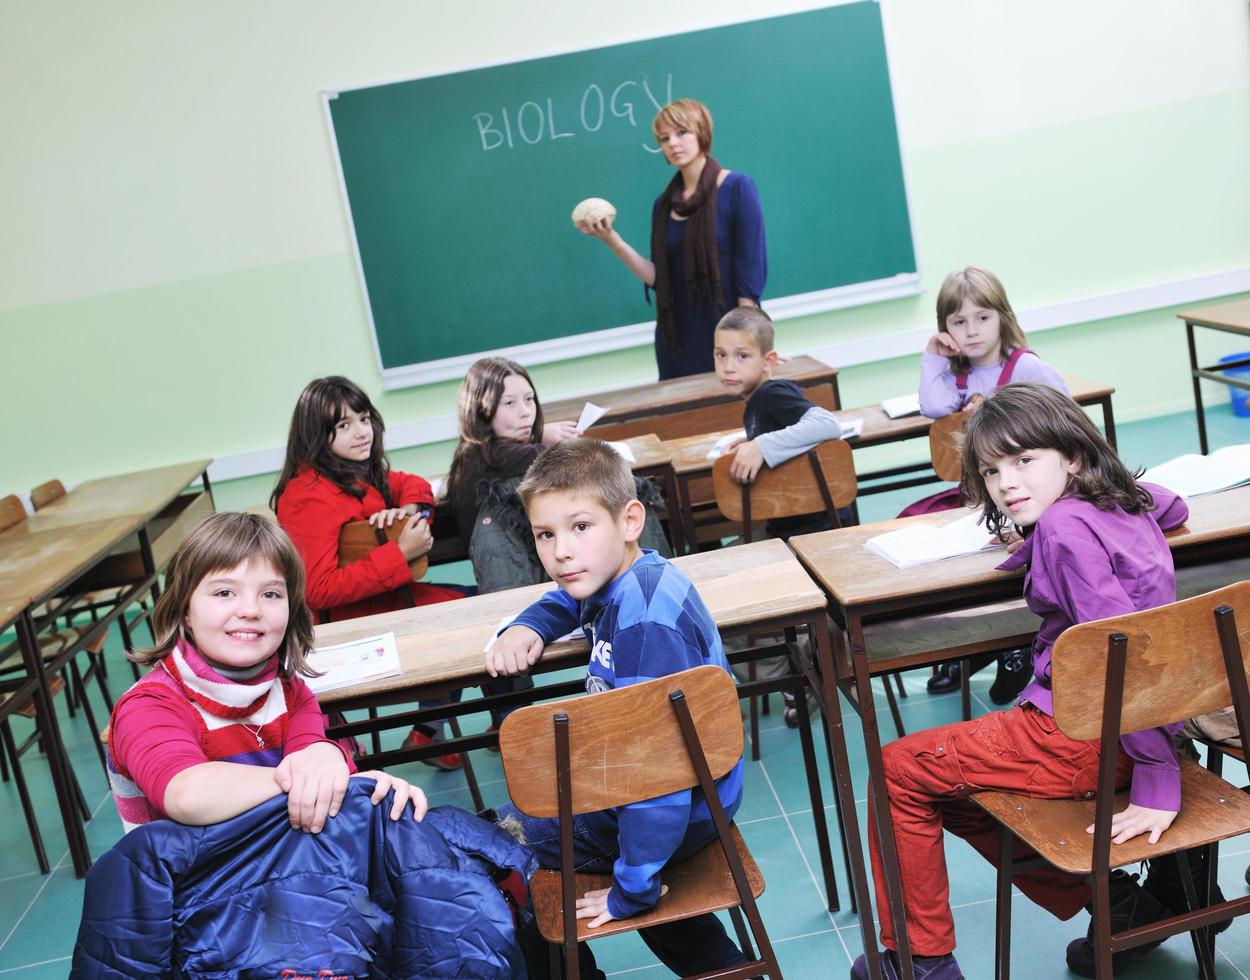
[72, 782, 534, 978]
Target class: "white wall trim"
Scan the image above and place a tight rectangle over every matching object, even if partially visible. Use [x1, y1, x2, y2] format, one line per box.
[206, 266, 1250, 485]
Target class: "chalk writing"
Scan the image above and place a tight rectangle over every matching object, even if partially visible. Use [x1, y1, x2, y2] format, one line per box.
[473, 74, 673, 153]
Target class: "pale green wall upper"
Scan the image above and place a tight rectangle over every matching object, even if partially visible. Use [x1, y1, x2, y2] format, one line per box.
[3, 0, 1249, 501]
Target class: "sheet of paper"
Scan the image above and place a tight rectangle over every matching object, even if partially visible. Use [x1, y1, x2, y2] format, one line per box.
[577, 402, 607, 433]
[881, 393, 921, 419]
[606, 440, 636, 463]
[483, 615, 583, 653]
[839, 418, 864, 440]
[428, 476, 443, 499]
[706, 429, 748, 461]
[305, 632, 402, 694]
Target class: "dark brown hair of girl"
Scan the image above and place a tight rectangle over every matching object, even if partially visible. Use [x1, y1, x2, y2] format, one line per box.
[129, 512, 318, 678]
[958, 381, 1153, 537]
[446, 357, 545, 512]
[269, 376, 393, 511]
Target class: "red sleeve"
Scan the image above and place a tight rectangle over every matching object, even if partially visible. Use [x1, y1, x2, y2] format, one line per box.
[285, 678, 356, 773]
[390, 470, 435, 508]
[110, 684, 214, 819]
[277, 472, 412, 612]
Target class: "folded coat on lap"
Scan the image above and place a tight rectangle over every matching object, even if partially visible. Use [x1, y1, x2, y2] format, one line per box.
[71, 783, 535, 979]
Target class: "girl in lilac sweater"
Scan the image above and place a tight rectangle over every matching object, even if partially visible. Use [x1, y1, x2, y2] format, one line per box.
[854, 382, 1190, 980]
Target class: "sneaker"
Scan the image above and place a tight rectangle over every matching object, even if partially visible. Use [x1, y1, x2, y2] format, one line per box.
[989, 649, 1032, 705]
[403, 727, 463, 771]
[783, 693, 800, 729]
[1065, 870, 1171, 977]
[1141, 849, 1230, 935]
[850, 948, 963, 979]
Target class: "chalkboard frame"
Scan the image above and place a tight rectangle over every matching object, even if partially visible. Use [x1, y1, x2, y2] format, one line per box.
[322, 3, 922, 391]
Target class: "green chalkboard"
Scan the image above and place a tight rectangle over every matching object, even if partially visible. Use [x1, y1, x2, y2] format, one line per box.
[326, 2, 917, 381]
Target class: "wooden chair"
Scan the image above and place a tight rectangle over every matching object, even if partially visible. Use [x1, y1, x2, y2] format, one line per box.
[499, 665, 778, 979]
[970, 581, 1250, 979]
[713, 442, 909, 743]
[0, 494, 25, 532]
[337, 520, 430, 585]
[928, 411, 968, 483]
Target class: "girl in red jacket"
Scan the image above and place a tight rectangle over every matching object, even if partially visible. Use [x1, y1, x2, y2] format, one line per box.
[272, 376, 468, 768]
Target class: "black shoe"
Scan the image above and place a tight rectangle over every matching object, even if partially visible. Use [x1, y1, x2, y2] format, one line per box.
[989, 649, 1032, 705]
[1141, 848, 1230, 935]
[1065, 870, 1171, 977]
[927, 663, 962, 695]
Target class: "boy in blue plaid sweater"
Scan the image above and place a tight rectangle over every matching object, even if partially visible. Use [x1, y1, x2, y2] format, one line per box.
[487, 438, 747, 979]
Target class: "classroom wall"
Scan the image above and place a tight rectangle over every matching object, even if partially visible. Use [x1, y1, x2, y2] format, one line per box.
[3, 0, 1249, 507]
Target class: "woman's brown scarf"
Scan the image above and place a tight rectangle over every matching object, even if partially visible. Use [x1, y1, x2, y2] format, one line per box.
[650, 156, 725, 354]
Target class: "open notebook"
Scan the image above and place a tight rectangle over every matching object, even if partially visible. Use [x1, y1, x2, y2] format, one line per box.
[1141, 444, 1250, 498]
[865, 510, 1005, 569]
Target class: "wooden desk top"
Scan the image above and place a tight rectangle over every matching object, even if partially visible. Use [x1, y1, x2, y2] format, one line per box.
[621, 433, 672, 470]
[19, 460, 211, 532]
[315, 538, 822, 702]
[1177, 299, 1250, 332]
[0, 516, 143, 607]
[791, 484, 1250, 609]
[663, 373, 1113, 476]
[0, 597, 26, 631]
[544, 356, 835, 425]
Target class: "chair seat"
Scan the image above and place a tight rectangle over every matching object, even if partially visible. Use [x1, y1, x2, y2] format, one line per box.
[39, 626, 108, 658]
[971, 757, 1250, 874]
[3, 674, 68, 719]
[531, 824, 764, 943]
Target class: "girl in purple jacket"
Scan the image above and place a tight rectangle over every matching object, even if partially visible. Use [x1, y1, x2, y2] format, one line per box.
[854, 382, 1198, 980]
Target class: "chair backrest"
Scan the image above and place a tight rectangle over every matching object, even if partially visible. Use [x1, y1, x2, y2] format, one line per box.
[929, 413, 968, 484]
[711, 440, 856, 527]
[29, 480, 66, 512]
[337, 520, 429, 582]
[499, 665, 743, 818]
[0, 495, 27, 533]
[1052, 580, 1250, 741]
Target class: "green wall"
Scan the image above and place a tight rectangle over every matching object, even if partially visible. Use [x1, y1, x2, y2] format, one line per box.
[3, 1, 1249, 508]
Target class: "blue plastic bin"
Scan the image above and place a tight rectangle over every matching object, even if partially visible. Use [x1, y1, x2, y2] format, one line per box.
[1219, 352, 1250, 417]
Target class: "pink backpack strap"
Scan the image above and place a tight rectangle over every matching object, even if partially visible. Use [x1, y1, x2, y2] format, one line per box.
[996, 348, 1034, 387]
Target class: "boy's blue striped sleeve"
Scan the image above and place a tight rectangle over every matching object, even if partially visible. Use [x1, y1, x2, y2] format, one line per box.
[511, 589, 580, 643]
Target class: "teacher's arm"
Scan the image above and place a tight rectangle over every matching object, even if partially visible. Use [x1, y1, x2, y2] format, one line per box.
[579, 214, 656, 287]
[729, 174, 767, 308]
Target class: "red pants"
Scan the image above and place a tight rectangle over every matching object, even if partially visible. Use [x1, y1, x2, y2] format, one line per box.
[868, 704, 1132, 955]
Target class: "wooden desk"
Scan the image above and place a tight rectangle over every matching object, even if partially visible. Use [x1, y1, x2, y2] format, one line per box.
[544, 356, 840, 442]
[661, 373, 1115, 546]
[789, 484, 1250, 979]
[1177, 299, 1250, 454]
[0, 459, 213, 877]
[315, 539, 876, 942]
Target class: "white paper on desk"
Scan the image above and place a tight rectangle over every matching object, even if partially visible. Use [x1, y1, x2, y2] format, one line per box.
[705, 429, 748, 461]
[428, 476, 443, 500]
[864, 511, 1003, 569]
[483, 615, 583, 653]
[1141, 444, 1250, 498]
[881, 393, 921, 419]
[305, 632, 402, 694]
[838, 418, 864, 440]
[577, 402, 607, 433]
[605, 440, 636, 463]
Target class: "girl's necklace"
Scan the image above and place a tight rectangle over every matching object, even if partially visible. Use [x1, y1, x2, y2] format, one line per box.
[240, 721, 266, 748]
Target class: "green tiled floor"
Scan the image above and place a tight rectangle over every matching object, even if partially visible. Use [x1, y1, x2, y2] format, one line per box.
[0, 404, 1247, 978]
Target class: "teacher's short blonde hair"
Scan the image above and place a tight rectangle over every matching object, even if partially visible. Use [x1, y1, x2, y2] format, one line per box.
[652, 99, 713, 153]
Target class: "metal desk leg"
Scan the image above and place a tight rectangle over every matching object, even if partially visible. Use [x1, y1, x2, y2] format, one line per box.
[1187, 321, 1209, 455]
[17, 612, 92, 877]
[812, 616, 884, 978]
[847, 615, 914, 980]
[1100, 396, 1117, 450]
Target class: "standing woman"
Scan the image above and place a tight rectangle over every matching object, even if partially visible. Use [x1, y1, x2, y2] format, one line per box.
[578, 99, 768, 380]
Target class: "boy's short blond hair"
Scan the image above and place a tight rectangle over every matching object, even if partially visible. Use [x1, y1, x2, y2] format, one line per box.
[714, 306, 774, 355]
[519, 439, 636, 516]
